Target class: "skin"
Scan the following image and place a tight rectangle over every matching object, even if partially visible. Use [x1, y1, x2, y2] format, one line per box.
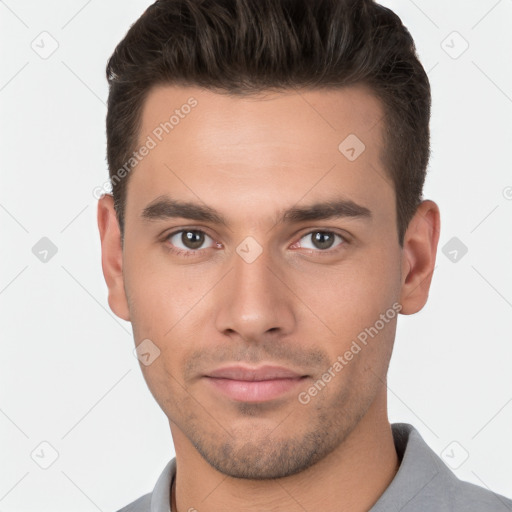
[98, 83, 440, 512]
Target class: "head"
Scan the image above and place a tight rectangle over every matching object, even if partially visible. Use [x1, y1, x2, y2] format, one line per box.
[98, 0, 440, 479]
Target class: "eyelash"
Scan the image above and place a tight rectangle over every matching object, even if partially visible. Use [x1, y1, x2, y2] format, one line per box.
[161, 228, 349, 258]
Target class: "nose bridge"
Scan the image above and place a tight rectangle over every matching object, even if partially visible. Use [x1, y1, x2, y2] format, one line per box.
[233, 244, 275, 306]
[213, 240, 295, 340]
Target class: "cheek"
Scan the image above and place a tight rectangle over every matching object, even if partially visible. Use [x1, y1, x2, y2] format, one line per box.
[305, 252, 398, 331]
[137, 355, 184, 419]
[124, 257, 203, 389]
[124, 251, 204, 336]
[297, 245, 400, 373]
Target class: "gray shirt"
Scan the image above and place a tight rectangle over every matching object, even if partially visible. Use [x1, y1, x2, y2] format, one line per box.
[116, 422, 512, 511]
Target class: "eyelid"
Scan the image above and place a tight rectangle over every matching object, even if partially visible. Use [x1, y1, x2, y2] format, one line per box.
[161, 225, 217, 240]
[296, 226, 351, 240]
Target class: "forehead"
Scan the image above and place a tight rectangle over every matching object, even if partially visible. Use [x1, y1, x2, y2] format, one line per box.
[140, 82, 385, 149]
[125, 83, 393, 226]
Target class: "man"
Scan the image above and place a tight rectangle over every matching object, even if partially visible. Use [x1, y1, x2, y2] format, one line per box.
[97, 0, 512, 510]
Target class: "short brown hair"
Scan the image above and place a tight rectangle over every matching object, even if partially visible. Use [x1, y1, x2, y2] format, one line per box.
[106, 0, 431, 246]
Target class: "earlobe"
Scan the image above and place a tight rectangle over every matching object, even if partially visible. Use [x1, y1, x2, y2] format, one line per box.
[399, 200, 441, 315]
[97, 194, 131, 322]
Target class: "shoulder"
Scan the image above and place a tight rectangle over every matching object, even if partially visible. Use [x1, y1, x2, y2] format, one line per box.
[417, 433, 512, 511]
[115, 492, 152, 512]
[447, 477, 512, 511]
[378, 423, 512, 512]
[409, 473, 512, 511]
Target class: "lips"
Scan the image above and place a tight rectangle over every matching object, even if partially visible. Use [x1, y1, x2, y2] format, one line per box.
[204, 365, 308, 402]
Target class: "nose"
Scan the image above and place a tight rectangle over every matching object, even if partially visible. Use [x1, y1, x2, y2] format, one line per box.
[213, 243, 297, 343]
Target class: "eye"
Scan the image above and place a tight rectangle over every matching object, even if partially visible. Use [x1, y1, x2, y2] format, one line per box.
[165, 229, 217, 254]
[162, 228, 347, 257]
[294, 230, 346, 251]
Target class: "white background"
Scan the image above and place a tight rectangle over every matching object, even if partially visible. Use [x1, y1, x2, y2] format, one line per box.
[1, 0, 511, 510]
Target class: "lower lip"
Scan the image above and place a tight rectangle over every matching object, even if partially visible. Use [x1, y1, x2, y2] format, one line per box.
[205, 377, 306, 402]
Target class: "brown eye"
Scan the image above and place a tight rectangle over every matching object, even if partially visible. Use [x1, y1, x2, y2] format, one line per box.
[166, 230, 214, 252]
[298, 231, 345, 251]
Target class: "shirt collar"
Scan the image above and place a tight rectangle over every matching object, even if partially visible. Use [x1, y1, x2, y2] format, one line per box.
[150, 423, 444, 512]
[369, 422, 447, 511]
[150, 457, 175, 512]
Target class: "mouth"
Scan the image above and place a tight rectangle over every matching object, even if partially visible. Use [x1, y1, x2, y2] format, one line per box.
[204, 365, 309, 402]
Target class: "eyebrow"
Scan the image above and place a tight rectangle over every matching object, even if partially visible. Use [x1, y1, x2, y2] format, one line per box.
[140, 195, 372, 226]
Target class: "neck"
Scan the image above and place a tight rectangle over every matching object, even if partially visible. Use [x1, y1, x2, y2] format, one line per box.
[170, 396, 399, 512]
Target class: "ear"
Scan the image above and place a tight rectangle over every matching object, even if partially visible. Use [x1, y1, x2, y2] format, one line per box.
[97, 194, 130, 321]
[399, 200, 441, 315]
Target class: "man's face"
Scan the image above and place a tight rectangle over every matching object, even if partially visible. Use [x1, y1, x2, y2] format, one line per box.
[112, 84, 405, 478]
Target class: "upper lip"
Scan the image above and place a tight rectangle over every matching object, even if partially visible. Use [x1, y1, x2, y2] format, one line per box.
[206, 365, 305, 381]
